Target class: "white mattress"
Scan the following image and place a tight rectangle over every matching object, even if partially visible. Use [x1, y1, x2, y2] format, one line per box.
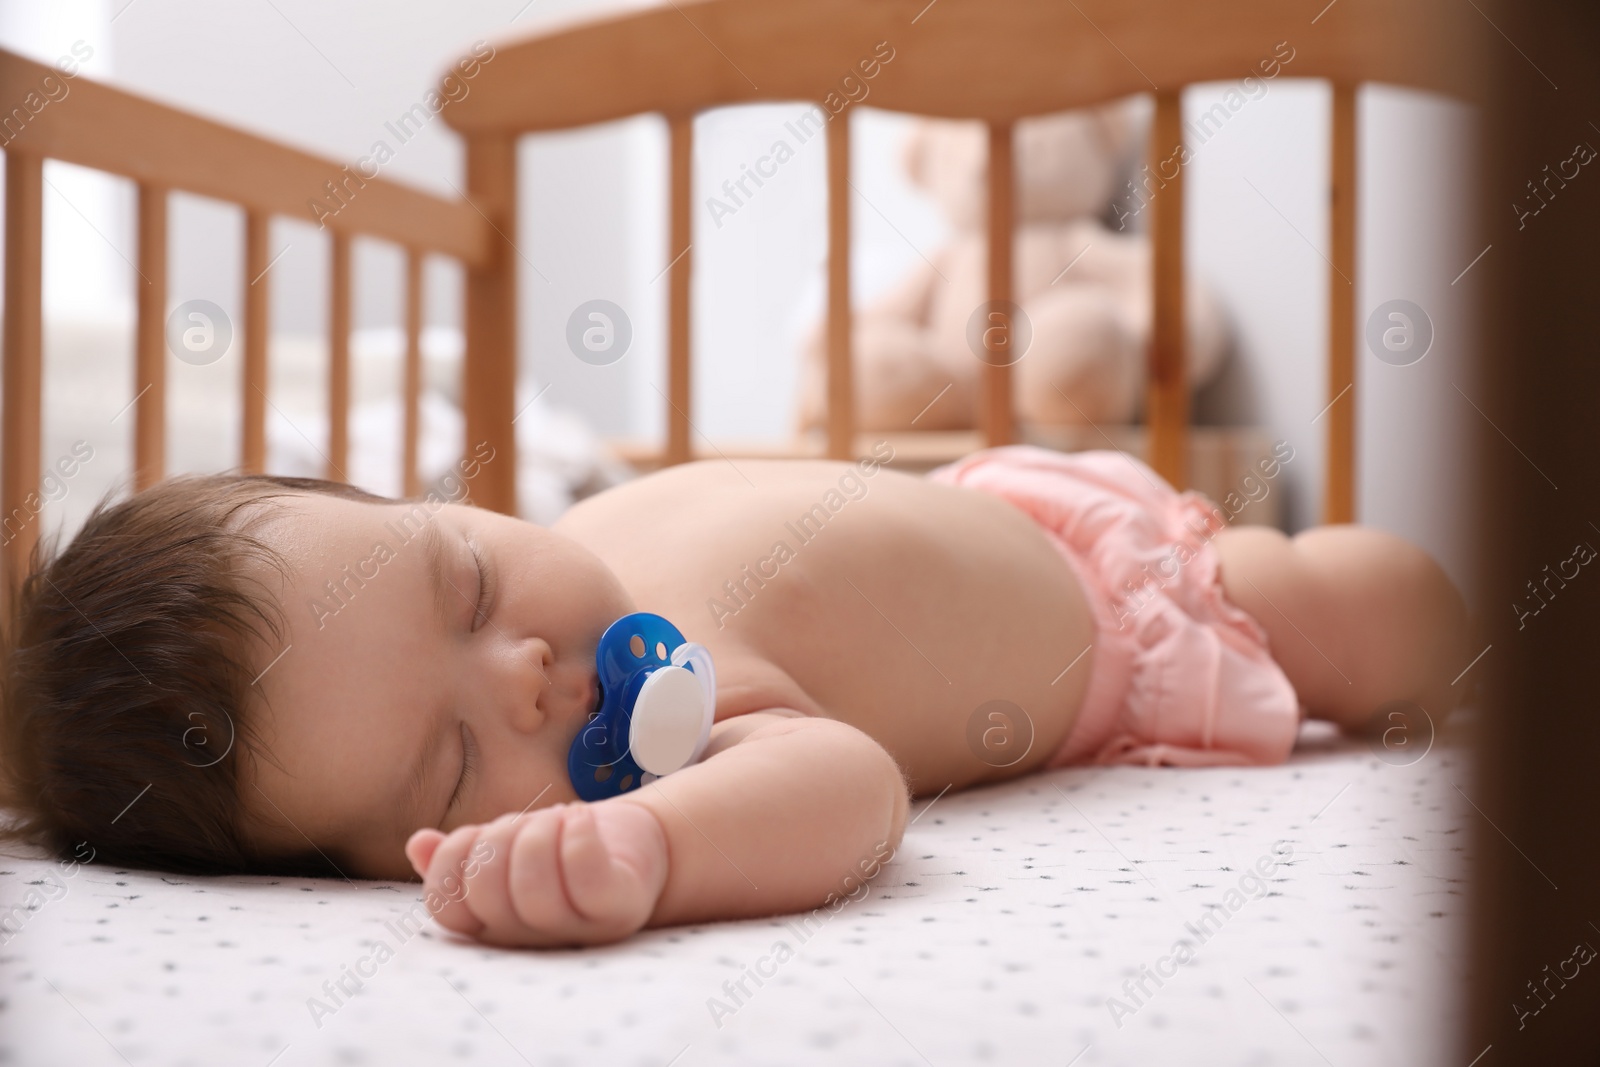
[0, 720, 1471, 1066]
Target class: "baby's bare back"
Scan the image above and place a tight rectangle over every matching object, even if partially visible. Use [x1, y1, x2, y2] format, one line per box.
[553, 457, 1094, 789]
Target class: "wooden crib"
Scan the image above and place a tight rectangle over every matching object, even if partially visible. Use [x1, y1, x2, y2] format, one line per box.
[0, 0, 1481, 592]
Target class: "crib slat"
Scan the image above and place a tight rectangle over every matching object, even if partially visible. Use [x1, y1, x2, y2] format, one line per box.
[462, 133, 518, 515]
[2, 152, 44, 591]
[984, 121, 1015, 447]
[134, 184, 168, 490]
[825, 112, 854, 460]
[1146, 90, 1188, 489]
[666, 113, 694, 467]
[1324, 83, 1358, 524]
[242, 211, 270, 473]
[328, 232, 351, 481]
[403, 250, 424, 498]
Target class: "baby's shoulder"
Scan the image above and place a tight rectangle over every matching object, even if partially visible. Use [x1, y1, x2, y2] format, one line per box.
[555, 456, 925, 531]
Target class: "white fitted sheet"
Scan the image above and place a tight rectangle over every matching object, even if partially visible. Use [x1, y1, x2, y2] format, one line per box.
[0, 719, 1472, 1066]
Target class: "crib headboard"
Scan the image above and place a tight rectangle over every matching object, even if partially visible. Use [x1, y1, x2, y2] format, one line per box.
[0, 0, 1483, 595]
[441, 0, 1480, 514]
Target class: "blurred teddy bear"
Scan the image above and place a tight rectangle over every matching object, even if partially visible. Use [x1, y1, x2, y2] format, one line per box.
[796, 102, 1230, 432]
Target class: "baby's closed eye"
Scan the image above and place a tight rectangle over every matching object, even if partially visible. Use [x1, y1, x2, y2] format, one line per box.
[465, 535, 496, 630]
[448, 721, 478, 812]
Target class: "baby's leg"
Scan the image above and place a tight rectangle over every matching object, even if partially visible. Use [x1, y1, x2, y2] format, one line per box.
[1212, 525, 1469, 732]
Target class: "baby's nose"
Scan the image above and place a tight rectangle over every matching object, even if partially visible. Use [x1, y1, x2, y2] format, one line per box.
[530, 661, 595, 731]
[499, 636, 554, 735]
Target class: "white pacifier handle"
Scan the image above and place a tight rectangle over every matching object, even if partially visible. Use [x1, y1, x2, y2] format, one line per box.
[627, 642, 716, 776]
[671, 642, 716, 763]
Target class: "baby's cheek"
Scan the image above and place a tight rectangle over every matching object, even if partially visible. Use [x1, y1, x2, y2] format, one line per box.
[474, 751, 584, 824]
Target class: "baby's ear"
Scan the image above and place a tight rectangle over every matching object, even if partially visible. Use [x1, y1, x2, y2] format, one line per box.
[405, 828, 445, 876]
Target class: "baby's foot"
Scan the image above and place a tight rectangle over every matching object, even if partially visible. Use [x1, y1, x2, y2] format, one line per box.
[406, 800, 669, 948]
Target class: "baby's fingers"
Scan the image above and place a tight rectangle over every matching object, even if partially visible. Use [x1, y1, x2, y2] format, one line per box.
[405, 828, 445, 875]
[560, 805, 654, 931]
[457, 813, 540, 944]
[508, 805, 580, 933]
[421, 824, 486, 937]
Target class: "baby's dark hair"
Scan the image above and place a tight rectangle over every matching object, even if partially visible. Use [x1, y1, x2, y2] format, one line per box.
[0, 473, 391, 876]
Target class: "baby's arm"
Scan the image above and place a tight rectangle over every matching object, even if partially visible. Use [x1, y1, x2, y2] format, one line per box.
[406, 712, 910, 948]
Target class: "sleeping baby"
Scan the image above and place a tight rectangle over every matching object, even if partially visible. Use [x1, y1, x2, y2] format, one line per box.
[0, 444, 1467, 947]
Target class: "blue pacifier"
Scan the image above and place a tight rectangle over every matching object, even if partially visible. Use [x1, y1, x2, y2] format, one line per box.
[567, 612, 716, 802]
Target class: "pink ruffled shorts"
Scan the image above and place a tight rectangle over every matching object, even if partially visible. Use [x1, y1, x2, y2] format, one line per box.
[928, 446, 1301, 767]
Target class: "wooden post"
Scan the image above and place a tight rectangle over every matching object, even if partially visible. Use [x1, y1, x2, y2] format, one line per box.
[463, 134, 519, 513]
[242, 211, 270, 473]
[134, 184, 168, 490]
[2, 152, 44, 593]
[328, 231, 352, 481]
[666, 114, 694, 467]
[403, 250, 424, 498]
[826, 111, 855, 459]
[983, 121, 1016, 447]
[1324, 83, 1358, 524]
[1146, 90, 1188, 489]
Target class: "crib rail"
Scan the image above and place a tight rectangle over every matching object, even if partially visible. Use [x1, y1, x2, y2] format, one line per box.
[0, 46, 495, 589]
[446, 0, 1482, 520]
[0, 0, 1484, 597]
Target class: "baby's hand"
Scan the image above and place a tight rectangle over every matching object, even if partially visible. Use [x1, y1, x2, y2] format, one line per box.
[405, 801, 669, 948]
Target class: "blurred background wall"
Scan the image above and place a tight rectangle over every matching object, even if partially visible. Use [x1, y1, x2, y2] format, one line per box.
[0, 0, 1481, 602]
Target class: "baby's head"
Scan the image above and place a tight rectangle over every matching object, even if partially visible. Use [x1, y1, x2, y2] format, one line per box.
[1, 473, 630, 882]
